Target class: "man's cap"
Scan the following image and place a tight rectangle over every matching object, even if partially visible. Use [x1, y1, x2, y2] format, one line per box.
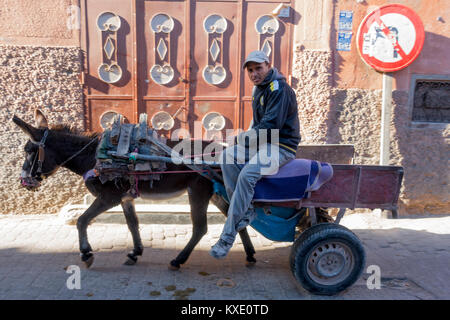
[242, 50, 269, 69]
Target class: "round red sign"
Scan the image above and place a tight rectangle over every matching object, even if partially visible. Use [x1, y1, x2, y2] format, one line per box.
[356, 4, 425, 72]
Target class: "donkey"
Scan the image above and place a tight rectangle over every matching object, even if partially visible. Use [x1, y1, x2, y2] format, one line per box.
[12, 110, 257, 269]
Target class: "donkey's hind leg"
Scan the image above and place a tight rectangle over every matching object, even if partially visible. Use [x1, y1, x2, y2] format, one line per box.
[238, 229, 256, 267]
[121, 198, 144, 266]
[169, 181, 210, 270]
[77, 196, 121, 268]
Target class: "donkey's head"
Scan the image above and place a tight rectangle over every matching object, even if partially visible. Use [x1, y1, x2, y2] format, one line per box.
[12, 110, 60, 191]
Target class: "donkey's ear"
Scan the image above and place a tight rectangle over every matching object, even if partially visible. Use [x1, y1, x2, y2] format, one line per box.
[12, 115, 43, 142]
[34, 109, 48, 129]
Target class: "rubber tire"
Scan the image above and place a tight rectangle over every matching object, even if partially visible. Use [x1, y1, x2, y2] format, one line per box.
[289, 223, 365, 296]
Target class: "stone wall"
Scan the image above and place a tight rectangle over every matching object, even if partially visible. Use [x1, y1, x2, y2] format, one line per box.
[0, 45, 87, 214]
[292, 47, 450, 215]
[292, 46, 332, 144]
[1, 0, 448, 216]
[0, 0, 79, 47]
[390, 91, 450, 214]
[329, 88, 382, 165]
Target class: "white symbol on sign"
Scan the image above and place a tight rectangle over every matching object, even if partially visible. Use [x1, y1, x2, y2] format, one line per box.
[362, 13, 416, 63]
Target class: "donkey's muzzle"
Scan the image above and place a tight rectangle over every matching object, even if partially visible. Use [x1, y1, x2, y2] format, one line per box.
[20, 176, 41, 191]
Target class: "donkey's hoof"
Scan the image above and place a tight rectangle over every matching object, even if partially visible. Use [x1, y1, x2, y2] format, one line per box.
[124, 254, 138, 266]
[245, 256, 256, 268]
[245, 261, 256, 268]
[124, 258, 137, 266]
[81, 253, 94, 268]
[168, 260, 180, 271]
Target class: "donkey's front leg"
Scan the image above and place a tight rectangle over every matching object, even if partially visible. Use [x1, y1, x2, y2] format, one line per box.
[121, 197, 144, 266]
[77, 196, 120, 268]
[169, 183, 210, 270]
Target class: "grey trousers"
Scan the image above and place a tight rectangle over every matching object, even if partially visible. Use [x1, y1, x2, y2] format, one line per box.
[219, 143, 296, 244]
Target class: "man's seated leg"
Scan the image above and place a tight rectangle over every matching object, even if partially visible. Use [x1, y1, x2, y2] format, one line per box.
[236, 205, 257, 232]
[210, 159, 263, 259]
[220, 144, 248, 201]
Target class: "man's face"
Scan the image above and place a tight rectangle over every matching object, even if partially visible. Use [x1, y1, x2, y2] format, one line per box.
[246, 61, 271, 85]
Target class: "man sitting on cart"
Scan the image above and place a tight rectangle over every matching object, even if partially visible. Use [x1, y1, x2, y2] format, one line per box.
[210, 50, 301, 259]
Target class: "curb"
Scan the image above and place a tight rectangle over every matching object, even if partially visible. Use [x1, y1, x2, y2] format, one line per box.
[94, 212, 227, 224]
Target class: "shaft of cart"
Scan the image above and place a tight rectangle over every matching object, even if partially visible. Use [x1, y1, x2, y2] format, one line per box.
[106, 151, 222, 167]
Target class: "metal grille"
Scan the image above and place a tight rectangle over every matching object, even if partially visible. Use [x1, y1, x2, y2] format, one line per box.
[412, 80, 450, 123]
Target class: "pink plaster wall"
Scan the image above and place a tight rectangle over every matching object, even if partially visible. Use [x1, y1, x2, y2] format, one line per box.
[0, 0, 80, 47]
[292, 0, 449, 215]
[0, 0, 448, 215]
[331, 0, 450, 91]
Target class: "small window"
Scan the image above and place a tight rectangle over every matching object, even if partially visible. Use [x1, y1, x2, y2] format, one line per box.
[412, 78, 450, 123]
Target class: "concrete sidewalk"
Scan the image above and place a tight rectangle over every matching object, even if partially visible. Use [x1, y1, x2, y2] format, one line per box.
[0, 212, 449, 300]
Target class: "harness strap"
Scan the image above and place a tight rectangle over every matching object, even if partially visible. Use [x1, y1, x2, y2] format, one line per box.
[47, 136, 99, 174]
[35, 135, 99, 177]
[36, 130, 49, 175]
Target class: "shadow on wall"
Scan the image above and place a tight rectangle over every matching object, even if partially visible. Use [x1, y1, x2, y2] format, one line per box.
[327, 86, 449, 214]
[326, 88, 382, 165]
[325, 89, 345, 145]
[392, 31, 450, 215]
[323, 0, 345, 145]
[392, 95, 449, 214]
[327, 86, 448, 214]
[329, 0, 343, 87]
[326, 30, 450, 214]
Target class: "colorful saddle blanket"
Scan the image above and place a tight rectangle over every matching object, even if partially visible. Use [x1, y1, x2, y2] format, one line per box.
[253, 159, 333, 202]
[247, 159, 333, 242]
[212, 158, 334, 242]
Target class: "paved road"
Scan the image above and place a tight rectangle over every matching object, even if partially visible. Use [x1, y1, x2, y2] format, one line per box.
[0, 212, 449, 300]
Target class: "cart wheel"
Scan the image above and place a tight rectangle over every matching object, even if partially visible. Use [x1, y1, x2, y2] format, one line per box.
[289, 223, 365, 295]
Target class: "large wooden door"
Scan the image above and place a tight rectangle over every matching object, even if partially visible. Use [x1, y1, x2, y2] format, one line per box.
[81, 0, 137, 132]
[82, 0, 294, 137]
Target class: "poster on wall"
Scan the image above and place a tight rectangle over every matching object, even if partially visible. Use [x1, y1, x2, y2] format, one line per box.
[339, 10, 353, 31]
[337, 10, 353, 51]
[337, 32, 353, 51]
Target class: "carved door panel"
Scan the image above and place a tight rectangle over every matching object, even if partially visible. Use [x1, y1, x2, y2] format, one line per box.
[241, 0, 294, 130]
[136, 1, 189, 138]
[82, 0, 294, 136]
[188, 1, 240, 140]
[81, 0, 137, 132]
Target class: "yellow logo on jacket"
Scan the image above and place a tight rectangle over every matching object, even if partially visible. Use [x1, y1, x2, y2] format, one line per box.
[270, 80, 279, 92]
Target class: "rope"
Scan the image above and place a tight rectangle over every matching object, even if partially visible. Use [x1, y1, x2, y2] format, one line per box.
[98, 168, 222, 176]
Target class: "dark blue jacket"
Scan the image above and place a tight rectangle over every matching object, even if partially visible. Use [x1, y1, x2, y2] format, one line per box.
[250, 68, 301, 154]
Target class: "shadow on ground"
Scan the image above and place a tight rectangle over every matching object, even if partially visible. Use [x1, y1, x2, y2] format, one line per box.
[0, 226, 448, 300]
